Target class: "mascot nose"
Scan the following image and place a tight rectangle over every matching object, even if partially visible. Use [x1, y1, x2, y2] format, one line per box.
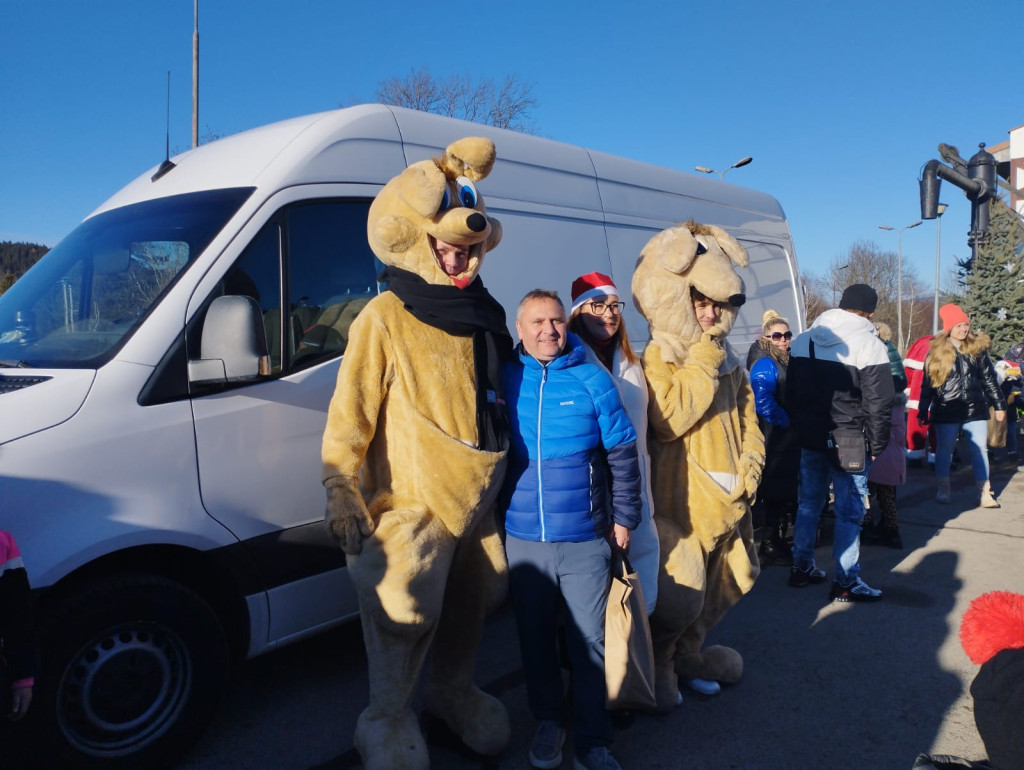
[466, 212, 487, 232]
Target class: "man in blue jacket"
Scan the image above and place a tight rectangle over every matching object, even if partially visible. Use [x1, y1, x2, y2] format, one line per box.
[503, 289, 641, 770]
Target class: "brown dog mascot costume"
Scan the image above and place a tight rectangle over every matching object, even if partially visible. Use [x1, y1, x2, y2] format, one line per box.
[321, 137, 511, 769]
[632, 221, 765, 710]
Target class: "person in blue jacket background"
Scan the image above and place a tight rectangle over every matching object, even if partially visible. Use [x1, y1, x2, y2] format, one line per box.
[502, 289, 641, 770]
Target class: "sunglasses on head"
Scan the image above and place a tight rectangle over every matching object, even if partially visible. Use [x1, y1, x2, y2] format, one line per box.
[767, 331, 793, 341]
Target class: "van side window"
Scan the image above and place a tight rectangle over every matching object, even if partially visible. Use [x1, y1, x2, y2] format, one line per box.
[285, 201, 379, 370]
[223, 199, 378, 375]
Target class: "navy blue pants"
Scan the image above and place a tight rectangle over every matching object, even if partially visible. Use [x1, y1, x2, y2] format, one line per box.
[505, 535, 612, 754]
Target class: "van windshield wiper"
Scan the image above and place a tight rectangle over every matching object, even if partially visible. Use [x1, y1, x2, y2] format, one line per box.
[0, 360, 33, 368]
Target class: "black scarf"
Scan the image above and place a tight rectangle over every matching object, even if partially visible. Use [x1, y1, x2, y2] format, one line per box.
[386, 266, 513, 453]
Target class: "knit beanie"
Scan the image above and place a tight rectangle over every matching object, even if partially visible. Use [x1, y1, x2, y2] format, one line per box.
[940, 303, 970, 331]
[959, 591, 1024, 769]
[838, 283, 878, 313]
[571, 271, 618, 313]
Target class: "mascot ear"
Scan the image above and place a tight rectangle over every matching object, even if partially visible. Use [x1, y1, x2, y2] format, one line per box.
[645, 225, 701, 275]
[372, 214, 418, 254]
[705, 225, 749, 268]
[396, 163, 447, 218]
[485, 216, 503, 252]
[441, 137, 497, 182]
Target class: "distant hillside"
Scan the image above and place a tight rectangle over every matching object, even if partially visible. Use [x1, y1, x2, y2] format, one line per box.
[0, 241, 48, 293]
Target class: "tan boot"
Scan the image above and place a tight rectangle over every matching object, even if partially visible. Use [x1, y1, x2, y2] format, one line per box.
[978, 480, 999, 508]
[936, 477, 951, 504]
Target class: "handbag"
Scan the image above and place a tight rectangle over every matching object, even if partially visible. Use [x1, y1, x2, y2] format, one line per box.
[828, 428, 867, 473]
[987, 405, 1007, 449]
[604, 549, 657, 710]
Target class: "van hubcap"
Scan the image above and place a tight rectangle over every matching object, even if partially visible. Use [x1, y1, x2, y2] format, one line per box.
[57, 622, 191, 756]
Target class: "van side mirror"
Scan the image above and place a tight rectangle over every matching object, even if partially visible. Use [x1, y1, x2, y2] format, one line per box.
[188, 295, 271, 384]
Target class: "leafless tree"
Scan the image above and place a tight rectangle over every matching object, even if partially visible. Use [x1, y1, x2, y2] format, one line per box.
[802, 240, 931, 349]
[369, 67, 538, 133]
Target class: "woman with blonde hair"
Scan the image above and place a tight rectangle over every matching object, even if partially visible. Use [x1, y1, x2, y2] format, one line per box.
[568, 271, 659, 615]
[746, 309, 799, 564]
[918, 304, 1006, 507]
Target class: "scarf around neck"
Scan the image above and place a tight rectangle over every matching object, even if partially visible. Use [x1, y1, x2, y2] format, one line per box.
[386, 266, 513, 452]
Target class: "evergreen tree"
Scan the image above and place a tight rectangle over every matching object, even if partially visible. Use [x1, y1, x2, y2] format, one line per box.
[960, 196, 1024, 357]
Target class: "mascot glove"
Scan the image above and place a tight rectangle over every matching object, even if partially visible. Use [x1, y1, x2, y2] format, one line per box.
[324, 475, 375, 555]
[690, 334, 727, 372]
[739, 451, 764, 498]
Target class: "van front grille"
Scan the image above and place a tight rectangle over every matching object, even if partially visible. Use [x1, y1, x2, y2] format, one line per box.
[0, 375, 52, 394]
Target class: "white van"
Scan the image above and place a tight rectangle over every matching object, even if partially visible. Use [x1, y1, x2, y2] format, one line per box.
[0, 104, 803, 767]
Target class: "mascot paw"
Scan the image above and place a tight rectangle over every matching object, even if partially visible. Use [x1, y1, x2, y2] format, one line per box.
[324, 475, 375, 555]
[355, 708, 429, 770]
[697, 645, 744, 684]
[424, 684, 510, 756]
[739, 451, 764, 497]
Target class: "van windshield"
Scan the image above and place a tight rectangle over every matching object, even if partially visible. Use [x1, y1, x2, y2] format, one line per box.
[0, 187, 253, 368]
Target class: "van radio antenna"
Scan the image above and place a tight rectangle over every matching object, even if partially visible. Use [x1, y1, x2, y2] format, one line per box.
[151, 70, 176, 182]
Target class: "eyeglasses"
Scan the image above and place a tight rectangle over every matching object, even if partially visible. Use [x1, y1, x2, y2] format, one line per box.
[587, 301, 626, 315]
[766, 331, 793, 341]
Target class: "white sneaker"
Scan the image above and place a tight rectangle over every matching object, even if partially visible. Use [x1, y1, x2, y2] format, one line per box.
[686, 678, 721, 696]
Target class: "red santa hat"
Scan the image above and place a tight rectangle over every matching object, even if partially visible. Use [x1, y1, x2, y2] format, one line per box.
[571, 271, 618, 313]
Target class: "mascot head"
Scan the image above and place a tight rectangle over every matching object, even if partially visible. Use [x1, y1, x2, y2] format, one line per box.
[632, 220, 748, 365]
[367, 136, 502, 288]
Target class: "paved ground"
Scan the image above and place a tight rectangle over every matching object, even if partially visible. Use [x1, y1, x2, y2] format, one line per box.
[182, 450, 1023, 770]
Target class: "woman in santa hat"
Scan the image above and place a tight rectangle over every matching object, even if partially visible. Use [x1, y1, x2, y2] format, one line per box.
[919, 304, 1006, 507]
[568, 271, 659, 616]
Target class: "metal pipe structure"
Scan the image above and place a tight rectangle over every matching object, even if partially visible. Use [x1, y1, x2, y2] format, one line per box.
[920, 144, 997, 265]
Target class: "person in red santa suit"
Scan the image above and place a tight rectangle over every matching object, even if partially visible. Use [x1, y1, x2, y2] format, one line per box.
[904, 334, 934, 465]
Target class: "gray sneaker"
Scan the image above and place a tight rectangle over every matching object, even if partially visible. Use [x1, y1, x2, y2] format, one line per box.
[529, 720, 565, 769]
[574, 746, 623, 770]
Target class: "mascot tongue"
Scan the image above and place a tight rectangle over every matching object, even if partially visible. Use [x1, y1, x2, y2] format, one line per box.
[451, 274, 473, 290]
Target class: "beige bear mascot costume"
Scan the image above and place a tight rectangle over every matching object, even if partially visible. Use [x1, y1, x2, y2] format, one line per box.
[632, 221, 765, 710]
[322, 137, 511, 769]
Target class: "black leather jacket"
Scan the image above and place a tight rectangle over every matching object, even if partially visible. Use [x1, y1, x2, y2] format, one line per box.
[919, 349, 1005, 424]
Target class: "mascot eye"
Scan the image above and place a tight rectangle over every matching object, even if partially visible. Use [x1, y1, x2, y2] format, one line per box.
[439, 186, 452, 211]
[455, 176, 479, 208]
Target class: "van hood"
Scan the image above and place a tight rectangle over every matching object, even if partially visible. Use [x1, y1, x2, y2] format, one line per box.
[0, 369, 95, 444]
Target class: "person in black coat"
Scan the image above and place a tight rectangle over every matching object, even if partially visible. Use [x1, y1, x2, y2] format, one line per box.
[918, 304, 1006, 508]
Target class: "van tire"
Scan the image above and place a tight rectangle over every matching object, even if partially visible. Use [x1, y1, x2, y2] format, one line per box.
[35, 574, 230, 769]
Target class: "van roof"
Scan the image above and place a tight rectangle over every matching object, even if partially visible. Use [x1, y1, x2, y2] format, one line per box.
[92, 104, 785, 223]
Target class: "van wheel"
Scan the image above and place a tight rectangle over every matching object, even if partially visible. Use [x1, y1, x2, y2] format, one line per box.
[37, 575, 229, 769]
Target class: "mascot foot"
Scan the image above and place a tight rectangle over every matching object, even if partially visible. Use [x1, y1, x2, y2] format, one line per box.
[423, 684, 510, 756]
[676, 645, 744, 686]
[354, 708, 429, 770]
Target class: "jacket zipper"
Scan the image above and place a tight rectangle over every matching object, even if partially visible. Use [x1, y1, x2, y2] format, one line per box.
[537, 366, 547, 542]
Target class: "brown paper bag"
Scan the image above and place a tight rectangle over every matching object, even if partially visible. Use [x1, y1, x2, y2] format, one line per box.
[604, 550, 657, 710]
[988, 406, 1007, 449]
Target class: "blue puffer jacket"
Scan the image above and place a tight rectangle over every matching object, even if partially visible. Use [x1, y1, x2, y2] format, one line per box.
[749, 356, 790, 428]
[503, 333, 641, 542]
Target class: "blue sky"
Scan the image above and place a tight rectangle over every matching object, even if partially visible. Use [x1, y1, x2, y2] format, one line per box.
[2, 0, 1022, 287]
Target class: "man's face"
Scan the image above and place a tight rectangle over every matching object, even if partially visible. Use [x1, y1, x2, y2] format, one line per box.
[693, 296, 723, 332]
[431, 237, 470, 277]
[516, 297, 567, 363]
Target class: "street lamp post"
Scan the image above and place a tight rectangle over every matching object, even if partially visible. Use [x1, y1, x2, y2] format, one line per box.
[832, 263, 850, 307]
[878, 220, 922, 354]
[932, 203, 948, 335]
[695, 156, 754, 180]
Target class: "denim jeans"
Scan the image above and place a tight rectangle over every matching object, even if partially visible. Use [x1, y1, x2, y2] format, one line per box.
[791, 449, 868, 584]
[934, 420, 989, 483]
